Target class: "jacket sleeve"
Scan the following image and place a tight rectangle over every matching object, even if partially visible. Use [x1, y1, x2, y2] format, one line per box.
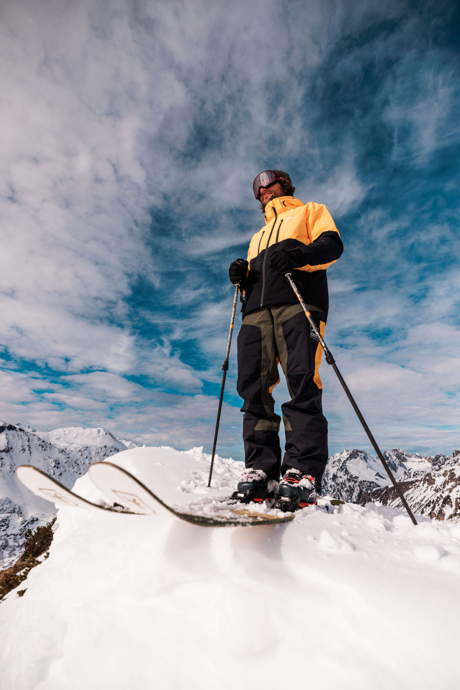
[290, 231, 343, 268]
[294, 202, 343, 271]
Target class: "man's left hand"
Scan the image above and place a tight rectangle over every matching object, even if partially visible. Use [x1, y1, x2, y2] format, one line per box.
[269, 248, 295, 275]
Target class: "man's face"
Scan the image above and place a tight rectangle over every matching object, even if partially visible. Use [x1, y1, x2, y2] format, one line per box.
[259, 181, 285, 209]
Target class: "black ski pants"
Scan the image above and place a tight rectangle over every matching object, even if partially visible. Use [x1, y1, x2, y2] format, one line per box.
[237, 303, 328, 489]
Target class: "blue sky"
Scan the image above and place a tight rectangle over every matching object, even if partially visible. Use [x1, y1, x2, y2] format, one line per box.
[0, 0, 459, 460]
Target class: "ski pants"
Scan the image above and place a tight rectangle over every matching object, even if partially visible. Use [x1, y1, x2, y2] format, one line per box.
[237, 303, 328, 489]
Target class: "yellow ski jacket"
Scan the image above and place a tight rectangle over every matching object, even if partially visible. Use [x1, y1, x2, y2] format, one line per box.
[243, 196, 343, 317]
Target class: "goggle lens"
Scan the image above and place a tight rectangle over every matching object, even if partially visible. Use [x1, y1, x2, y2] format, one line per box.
[252, 170, 289, 199]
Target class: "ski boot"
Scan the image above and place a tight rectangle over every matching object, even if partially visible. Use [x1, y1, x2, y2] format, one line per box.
[231, 469, 278, 505]
[274, 469, 317, 512]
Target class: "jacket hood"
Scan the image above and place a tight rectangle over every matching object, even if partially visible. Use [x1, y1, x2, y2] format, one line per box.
[263, 196, 304, 224]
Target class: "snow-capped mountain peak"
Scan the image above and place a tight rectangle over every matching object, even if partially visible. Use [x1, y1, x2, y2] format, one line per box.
[322, 448, 388, 502]
[37, 426, 127, 450]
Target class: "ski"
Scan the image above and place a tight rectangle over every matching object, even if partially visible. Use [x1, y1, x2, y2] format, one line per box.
[16, 464, 295, 527]
[16, 465, 135, 514]
[17, 463, 342, 527]
[88, 462, 295, 527]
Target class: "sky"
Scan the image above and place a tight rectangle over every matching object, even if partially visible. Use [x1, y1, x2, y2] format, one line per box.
[0, 0, 459, 461]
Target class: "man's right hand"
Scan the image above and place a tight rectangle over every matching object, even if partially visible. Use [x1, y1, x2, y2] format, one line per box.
[228, 258, 248, 286]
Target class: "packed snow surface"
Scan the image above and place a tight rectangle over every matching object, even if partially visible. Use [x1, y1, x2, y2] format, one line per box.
[2, 446, 460, 689]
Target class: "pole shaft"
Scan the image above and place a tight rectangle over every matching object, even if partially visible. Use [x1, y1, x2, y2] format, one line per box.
[285, 272, 418, 526]
[208, 285, 240, 488]
[207, 370, 227, 488]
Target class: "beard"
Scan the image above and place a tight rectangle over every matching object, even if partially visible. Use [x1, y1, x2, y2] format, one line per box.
[259, 188, 285, 211]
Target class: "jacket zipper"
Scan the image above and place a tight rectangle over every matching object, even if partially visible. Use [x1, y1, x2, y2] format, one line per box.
[257, 231, 265, 255]
[275, 219, 284, 244]
[260, 208, 278, 307]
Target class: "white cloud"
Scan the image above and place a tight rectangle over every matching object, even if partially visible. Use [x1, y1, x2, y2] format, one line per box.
[0, 366, 243, 457]
[0, 0, 458, 459]
[0, 2, 154, 372]
[297, 159, 369, 218]
[383, 57, 458, 164]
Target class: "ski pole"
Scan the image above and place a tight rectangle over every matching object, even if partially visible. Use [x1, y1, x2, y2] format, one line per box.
[285, 272, 418, 526]
[208, 283, 240, 488]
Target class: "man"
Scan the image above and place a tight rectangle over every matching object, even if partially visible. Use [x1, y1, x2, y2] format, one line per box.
[229, 170, 343, 509]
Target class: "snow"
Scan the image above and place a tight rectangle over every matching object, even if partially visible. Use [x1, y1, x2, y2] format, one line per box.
[345, 452, 386, 482]
[37, 426, 127, 450]
[2, 447, 460, 689]
[0, 433, 8, 453]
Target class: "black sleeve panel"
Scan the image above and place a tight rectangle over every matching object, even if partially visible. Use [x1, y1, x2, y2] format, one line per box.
[289, 231, 344, 268]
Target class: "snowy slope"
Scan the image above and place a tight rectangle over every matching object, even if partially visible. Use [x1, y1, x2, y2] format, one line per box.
[0, 423, 133, 568]
[1, 446, 460, 690]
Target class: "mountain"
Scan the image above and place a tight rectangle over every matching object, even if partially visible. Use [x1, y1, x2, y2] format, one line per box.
[359, 450, 460, 522]
[0, 422, 136, 569]
[321, 447, 431, 502]
[323, 446, 460, 522]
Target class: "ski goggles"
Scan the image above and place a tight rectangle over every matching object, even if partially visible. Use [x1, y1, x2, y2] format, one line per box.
[252, 170, 290, 199]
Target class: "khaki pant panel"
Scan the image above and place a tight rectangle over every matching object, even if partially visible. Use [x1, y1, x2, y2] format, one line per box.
[242, 309, 281, 432]
[282, 413, 293, 432]
[270, 304, 304, 399]
[271, 304, 325, 393]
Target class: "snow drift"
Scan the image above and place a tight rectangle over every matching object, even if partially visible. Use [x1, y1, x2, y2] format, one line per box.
[1, 445, 460, 690]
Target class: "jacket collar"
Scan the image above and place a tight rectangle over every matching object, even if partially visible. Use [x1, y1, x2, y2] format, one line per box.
[263, 196, 304, 224]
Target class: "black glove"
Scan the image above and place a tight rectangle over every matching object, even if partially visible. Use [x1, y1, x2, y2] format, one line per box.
[269, 248, 296, 275]
[229, 258, 248, 286]
[270, 245, 314, 275]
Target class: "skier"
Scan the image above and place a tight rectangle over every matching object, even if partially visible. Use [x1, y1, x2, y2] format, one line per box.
[229, 170, 343, 509]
